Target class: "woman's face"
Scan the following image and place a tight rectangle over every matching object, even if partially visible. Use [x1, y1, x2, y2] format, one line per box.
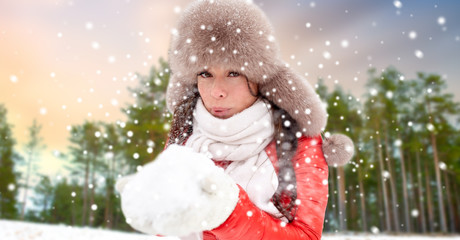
[197, 66, 258, 119]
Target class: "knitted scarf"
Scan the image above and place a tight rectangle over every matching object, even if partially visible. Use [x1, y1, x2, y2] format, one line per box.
[185, 98, 281, 217]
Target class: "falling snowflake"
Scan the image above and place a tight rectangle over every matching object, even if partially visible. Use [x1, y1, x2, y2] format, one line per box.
[370, 88, 378, 96]
[39, 107, 47, 115]
[411, 209, 419, 217]
[382, 171, 390, 179]
[408, 31, 417, 40]
[439, 161, 447, 170]
[393, 0, 402, 8]
[85, 22, 94, 30]
[91, 41, 100, 49]
[108, 56, 116, 63]
[426, 123, 435, 131]
[437, 16, 446, 25]
[414, 50, 424, 59]
[386, 91, 393, 99]
[10, 75, 18, 83]
[370, 226, 380, 234]
[173, 6, 181, 14]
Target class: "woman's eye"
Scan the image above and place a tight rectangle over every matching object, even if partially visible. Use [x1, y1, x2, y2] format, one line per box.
[198, 71, 211, 78]
[228, 71, 240, 77]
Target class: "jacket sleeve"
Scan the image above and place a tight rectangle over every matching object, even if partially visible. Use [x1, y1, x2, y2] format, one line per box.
[209, 136, 329, 240]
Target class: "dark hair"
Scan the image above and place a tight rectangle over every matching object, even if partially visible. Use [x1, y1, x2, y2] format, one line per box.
[167, 85, 299, 222]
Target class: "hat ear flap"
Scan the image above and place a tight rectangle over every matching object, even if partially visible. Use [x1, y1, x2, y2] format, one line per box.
[258, 65, 327, 137]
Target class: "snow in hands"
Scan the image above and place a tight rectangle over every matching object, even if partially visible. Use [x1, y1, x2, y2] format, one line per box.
[116, 145, 239, 237]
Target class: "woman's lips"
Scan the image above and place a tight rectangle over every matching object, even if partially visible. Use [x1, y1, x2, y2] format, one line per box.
[211, 107, 231, 118]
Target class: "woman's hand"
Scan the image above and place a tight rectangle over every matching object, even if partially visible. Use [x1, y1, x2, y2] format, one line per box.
[115, 145, 239, 237]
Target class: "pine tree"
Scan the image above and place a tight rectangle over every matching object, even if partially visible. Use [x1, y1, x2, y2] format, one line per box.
[121, 59, 172, 170]
[20, 119, 45, 219]
[0, 104, 19, 219]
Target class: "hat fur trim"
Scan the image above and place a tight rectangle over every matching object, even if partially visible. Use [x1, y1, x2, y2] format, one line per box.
[167, 0, 329, 136]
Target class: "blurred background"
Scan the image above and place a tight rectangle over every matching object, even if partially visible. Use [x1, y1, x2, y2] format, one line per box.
[0, 0, 459, 235]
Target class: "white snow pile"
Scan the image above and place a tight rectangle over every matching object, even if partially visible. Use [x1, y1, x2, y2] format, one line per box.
[0, 219, 179, 240]
[2, 219, 460, 240]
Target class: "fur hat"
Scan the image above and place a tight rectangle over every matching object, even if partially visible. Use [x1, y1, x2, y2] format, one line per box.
[166, 0, 353, 166]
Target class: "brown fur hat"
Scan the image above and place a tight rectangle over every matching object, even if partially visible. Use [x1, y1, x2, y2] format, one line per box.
[166, 0, 353, 166]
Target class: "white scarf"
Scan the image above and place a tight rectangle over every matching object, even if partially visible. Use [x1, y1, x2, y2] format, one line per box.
[185, 98, 282, 217]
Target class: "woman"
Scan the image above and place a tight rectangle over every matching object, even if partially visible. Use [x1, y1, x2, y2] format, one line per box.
[116, 0, 354, 239]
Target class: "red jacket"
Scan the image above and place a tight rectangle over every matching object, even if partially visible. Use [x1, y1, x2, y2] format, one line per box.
[203, 135, 329, 240]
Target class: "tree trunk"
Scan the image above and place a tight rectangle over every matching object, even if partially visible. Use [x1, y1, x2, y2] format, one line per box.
[397, 133, 410, 232]
[82, 156, 90, 226]
[451, 175, 460, 232]
[328, 167, 338, 230]
[337, 166, 347, 231]
[356, 152, 368, 232]
[429, 131, 447, 232]
[89, 162, 96, 227]
[424, 155, 435, 232]
[443, 170, 455, 232]
[406, 152, 414, 232]
[376, 133, 391, 232]
[104, 156, 115, 229]
[426, 100, 447, 232]
[416, 150, 427, 233]
[20, 152, 33, 220]
[383, 130, 400, 232]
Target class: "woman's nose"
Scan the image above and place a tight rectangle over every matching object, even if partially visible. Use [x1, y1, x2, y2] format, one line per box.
[210, 78, 227, 99]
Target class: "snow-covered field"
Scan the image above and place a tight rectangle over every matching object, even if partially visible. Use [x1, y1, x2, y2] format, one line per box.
[0, 220, 179, 240]
[1, 219, 459, 240]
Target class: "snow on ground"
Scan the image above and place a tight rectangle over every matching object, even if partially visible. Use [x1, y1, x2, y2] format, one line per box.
[0, 220, 179, 240]
[1, 219, 459, 240]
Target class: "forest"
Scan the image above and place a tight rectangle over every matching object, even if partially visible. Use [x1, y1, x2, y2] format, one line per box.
[1, 59, 459, 234]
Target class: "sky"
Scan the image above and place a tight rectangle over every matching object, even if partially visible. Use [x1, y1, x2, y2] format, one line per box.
[0, 0, 459, 178]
